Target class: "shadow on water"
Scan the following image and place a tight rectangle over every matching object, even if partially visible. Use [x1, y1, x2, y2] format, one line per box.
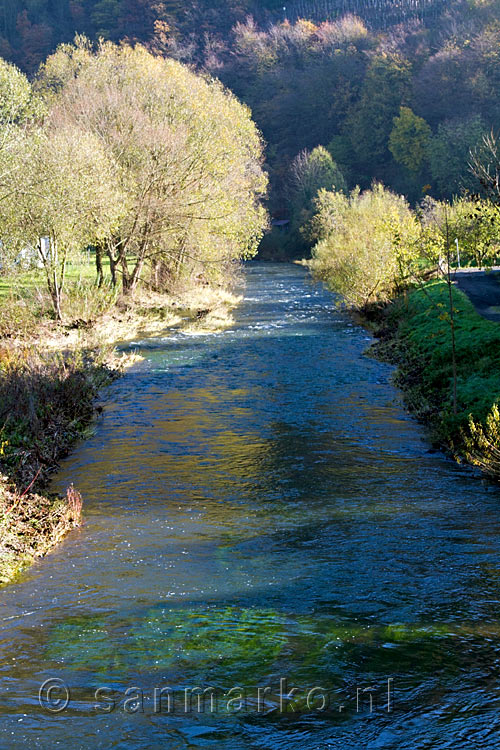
[1, 263, 500, 748]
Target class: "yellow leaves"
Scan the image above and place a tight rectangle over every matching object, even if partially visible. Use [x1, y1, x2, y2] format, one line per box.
[33, 39, 268, 289]
[311, 184, 418, 307]
[464, 403, 500, 476]
[389, 106, 431, 173]
[0, 58, 34, 125]
[295, 19, 318, 37]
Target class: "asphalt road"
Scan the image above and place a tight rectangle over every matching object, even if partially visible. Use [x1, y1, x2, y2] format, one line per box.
[454, 268, 500, 322]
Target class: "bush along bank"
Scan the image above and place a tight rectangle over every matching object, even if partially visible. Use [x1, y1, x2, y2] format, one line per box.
[368, 279, 500, 478]
[0, 341, 121, 584]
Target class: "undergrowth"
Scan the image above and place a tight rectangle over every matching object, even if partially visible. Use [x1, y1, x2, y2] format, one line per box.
[0, 482, 82, 583]
[0, 345, 118, 489]
[372, 279, 500, 474]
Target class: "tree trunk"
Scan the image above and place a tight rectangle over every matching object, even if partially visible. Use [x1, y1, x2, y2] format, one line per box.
[53, 276, 63, 322]
[39, 239, 63, 321]
[444, 213, 457, 415]
[46, 267, 62, 321]
[130, 261, 144, 292]
[95, 244, 104, 288]
[120, 251, 132, 294]
[105, 242, 117, 287]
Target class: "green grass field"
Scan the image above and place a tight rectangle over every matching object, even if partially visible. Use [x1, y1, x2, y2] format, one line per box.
[0, 252, 111, 300]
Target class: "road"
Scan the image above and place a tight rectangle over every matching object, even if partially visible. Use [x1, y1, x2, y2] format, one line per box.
[454, 268, 500, 322]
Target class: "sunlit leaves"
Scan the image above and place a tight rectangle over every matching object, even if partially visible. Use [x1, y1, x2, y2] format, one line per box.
[389, 106, 431, 175]
[39, 39, 268, 292]
[309, 183, 420, 307]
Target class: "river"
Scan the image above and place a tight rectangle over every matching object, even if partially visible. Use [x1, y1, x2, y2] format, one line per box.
[1, 263, 500, 749]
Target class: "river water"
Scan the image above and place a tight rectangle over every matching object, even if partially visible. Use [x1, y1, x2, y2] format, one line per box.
[1, 263, 500, 749]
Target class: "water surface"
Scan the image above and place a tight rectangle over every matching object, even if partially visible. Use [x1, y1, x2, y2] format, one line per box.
[1, 263, 500, 749]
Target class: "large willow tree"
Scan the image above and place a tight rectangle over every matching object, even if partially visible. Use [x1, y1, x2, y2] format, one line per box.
[36, 39, 268, 294]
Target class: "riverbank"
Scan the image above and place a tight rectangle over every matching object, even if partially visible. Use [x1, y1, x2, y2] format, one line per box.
[366, 278, 500, 478]
[0, 284, 239, 584]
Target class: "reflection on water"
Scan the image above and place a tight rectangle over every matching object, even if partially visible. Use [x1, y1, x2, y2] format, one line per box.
[1, 263, 500, 748]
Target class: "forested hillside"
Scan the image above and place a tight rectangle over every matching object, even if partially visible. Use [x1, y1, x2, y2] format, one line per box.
[0, 0, 464, 73]
[217, 7, 500, 205]
[4, 0, 500, 251]
[0, 1, 283, 72]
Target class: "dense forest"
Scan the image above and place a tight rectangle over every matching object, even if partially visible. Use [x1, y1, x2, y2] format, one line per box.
[3, 0, 500, 253]
[0, 0, 285, 71]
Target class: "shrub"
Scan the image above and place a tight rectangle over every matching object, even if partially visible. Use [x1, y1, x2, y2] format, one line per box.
[309, 183, 420, 307]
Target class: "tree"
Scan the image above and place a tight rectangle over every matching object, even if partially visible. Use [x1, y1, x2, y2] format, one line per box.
[347, 53, 412, 177]
[15, 10, 53, 74]
[290, 146, 346, 213]
[413, 44, 470, 127]
[0, 57, 35, 124]
[39, 39, 268, 293]
[286, 145, 346, 255]
[90, 0, 121, 39]
[452, 197, 500, 268]
[389, 106, 431, 174]
[469, 130, 500, 204]
[0, 125, 123, 318]
[309, 183, 419, 308]
[0, 58, 41, 270]
[429, 115, 486, 197]
[417, 198, 460, 414]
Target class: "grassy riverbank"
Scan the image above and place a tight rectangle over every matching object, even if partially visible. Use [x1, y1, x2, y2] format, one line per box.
[0, 277, 239, 584]
[369, 279, 500, 476]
